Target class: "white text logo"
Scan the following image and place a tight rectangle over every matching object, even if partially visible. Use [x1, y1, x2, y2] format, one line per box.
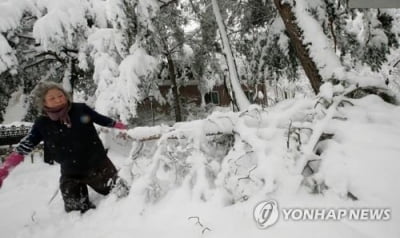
[254, 200, 391, 229]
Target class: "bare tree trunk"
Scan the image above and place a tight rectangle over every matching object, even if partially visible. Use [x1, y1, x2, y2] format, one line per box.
[166, 54, 182, 122]
[70, 58, 79, 98]
[264, 80, 269, 107]
[273, 0, 322, 94]
[273, 79, 279, 102]
[223, 72, 239, 111]
[211, 0, 250, 110]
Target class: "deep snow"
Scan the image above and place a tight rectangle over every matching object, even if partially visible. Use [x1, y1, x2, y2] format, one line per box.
[1, 94, 399, 238]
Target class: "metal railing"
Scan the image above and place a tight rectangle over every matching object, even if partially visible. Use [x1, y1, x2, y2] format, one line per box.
[0, 125, 31, 146]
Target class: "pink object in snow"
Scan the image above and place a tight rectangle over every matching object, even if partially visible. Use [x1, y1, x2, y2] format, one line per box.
[114, 121, 128, 130]
[0, 152, 24, 188]
[0, 168, 9, 187]
[2, 152, 24, 170]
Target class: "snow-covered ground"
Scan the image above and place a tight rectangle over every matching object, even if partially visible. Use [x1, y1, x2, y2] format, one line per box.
[0, 94, 400, 238]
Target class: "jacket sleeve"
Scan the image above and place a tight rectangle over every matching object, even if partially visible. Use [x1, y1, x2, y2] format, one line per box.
[15, 122, 43, 155]
[83, 104, 116, 127]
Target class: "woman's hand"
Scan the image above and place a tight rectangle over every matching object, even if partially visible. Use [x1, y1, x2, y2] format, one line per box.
[0, 152, 24, 188]
[114, 121, 128, 130]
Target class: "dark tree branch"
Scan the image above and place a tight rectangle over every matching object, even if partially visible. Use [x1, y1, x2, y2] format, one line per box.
[188, 216, 212, 234]
[328, 17, 337, 52]
[393, 59, 400, 68]
[23, 58, 59, 70]
[159, 0, 178, 9]
[61, 47, 79, 56]
[35, 51, 65, 64]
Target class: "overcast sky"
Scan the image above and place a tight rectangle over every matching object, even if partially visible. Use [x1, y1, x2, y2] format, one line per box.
[349, 0, 400, 8]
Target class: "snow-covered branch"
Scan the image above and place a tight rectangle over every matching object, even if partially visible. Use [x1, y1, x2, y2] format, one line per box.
[126, 114, 236, 141]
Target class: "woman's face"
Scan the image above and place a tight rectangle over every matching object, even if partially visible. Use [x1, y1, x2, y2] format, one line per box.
[44, 89, 67, 108]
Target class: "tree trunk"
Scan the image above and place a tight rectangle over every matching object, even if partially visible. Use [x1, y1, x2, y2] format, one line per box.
[70, 58, 78, 97]
[264, 80, 269, 107]
[166, 54, 182, 122]
[273, 0, 322, 94]
[223, 72, 239, 111]
[211, 0, 250, 110]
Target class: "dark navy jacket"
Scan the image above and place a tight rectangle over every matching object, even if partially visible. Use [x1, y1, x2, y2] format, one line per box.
[16, 103, 116, 176]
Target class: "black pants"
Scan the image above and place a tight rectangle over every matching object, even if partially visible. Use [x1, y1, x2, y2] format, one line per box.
[60, 158, 118, 213]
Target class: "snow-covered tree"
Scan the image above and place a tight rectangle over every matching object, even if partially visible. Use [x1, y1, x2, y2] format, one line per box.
[211, 0, 250, 110]
[0, 0, 162, 123]
[273, 0, 400, 94]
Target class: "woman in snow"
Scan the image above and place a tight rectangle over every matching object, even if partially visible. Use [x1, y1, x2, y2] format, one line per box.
[0, 82, 128, 213]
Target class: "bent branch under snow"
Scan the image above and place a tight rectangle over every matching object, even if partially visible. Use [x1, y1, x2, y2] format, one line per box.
[126, 116, 236, 142]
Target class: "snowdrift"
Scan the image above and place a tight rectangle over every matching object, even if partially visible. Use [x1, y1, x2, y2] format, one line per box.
[1, 92, 400, 238]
